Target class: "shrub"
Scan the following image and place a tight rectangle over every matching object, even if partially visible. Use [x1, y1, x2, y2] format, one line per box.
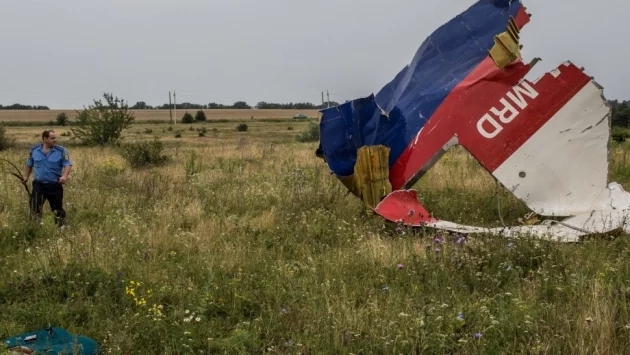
[56, 112, 69, 126]
[195, 110, 207, 122]
[120, 138, 168, 168]
[296, 122, 320, 142]
[181, 112, 194, 124]
[0, 125, 14, 151]
[236, 123, 248, 132]
[175, 132, 182, 138]
[612, 128, 630, 143]
[71, 93, 135, 145]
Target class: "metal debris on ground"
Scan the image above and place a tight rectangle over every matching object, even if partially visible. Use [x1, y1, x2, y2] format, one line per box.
[317, 0, 626, 242]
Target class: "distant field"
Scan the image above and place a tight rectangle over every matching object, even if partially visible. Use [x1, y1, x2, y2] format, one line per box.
[0, 109, 321, 122]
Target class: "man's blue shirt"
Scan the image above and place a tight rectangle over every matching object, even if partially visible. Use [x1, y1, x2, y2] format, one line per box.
[26, 144, 73, 183]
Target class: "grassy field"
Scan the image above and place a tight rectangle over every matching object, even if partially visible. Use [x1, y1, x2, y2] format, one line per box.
[2, 120, 630, 354]
[0, 109, 321, 123]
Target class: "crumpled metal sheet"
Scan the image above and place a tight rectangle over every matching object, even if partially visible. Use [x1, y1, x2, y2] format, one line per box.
[317, 0, 629, 241]
[318, 0, 528, 183]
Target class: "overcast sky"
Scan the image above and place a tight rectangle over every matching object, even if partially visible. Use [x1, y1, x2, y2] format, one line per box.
[1, 0, 628, 109]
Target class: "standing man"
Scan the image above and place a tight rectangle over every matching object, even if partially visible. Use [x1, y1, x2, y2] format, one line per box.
[23, 129, 73, 226]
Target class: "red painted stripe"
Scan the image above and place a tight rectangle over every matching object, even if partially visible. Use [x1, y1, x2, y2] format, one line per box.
[389, 7, 532, 190]
[461, 63, 591, 171]
[391, 60, 592, 189]
[389, 58, 533, 189]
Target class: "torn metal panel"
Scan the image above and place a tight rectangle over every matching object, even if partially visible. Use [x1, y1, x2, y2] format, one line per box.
[317, 0, 626, 241]
[375, 187, 630, 243]
[490, 68, 612, 216]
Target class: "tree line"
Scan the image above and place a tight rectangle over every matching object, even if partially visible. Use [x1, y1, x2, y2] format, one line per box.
[131, 101, 341, 110]
[5, 98, 630, 128]
[0, 104, 49, 110]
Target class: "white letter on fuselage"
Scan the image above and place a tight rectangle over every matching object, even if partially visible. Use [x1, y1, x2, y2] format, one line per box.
[477, 113, 503, 139]
[506, 81, 539, 109]
[490, 98, 519, 124]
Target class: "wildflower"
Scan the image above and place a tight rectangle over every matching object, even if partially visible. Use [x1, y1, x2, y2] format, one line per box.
[281, 308, 287, 314]
[474, 332, 482, 339]
[506, 265, 512, 271]
[457, 312, 464, 321]
[434, 248, 441, 253]
[382, 286, 390, 292]
[195, 317, 201, 322]
[508, 242, 514, 249]
[395, 227, 402, 232]
[433, 237, 442, 244]
[397, 264, 404, 270]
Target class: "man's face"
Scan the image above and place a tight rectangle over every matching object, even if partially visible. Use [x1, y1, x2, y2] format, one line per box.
[43, 132, 57, 147]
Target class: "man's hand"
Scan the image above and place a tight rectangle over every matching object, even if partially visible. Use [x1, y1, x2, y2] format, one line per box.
[59, 176, 67, 184]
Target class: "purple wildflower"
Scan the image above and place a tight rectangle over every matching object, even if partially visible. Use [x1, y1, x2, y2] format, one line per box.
[474, 332, 482, 339]
[433, 236, 443, 244]
[434, 247, 441, 253]
[508, 242, 514, 249]
[457, 312, 464, 321]
[281, 308, 287, 314]
[397, 263, 404, 270]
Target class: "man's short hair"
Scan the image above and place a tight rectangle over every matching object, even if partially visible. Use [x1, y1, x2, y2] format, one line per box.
[42, 129, 55, 139]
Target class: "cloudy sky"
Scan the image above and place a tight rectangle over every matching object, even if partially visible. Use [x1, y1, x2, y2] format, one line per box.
[1, 0, 628, 109]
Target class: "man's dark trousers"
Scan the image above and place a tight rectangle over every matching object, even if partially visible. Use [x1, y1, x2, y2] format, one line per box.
[30, 180, 66, 226]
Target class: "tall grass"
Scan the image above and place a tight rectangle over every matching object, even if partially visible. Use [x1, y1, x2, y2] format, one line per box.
[0, 124, 630, 354]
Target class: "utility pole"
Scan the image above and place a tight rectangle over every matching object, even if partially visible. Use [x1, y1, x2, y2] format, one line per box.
[173, 90, 177, 124]
[326, 90, 330, 108]
[169, 91, 173, 124]
[321, 91, 324, 107]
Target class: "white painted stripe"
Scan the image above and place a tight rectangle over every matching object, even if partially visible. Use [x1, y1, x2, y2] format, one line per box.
[492, 81, 611, 216]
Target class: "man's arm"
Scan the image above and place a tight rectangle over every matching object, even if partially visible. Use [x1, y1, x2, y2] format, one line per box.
[23, 166, 32, 183]
[24, 148, 34, 182]
[59, 147, 72, 184]
[59, 165, 72, 184]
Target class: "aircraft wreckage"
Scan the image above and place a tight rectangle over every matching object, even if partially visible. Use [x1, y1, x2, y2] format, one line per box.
[316, 0, 626, 242]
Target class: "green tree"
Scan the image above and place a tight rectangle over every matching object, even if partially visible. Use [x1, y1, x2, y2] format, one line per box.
[55, 112, 69, 126]
[71, 93, 135, 145]
[232, 101, 251, 109]
[195, 110, 207, 122]
[181, 112, 194, 124]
